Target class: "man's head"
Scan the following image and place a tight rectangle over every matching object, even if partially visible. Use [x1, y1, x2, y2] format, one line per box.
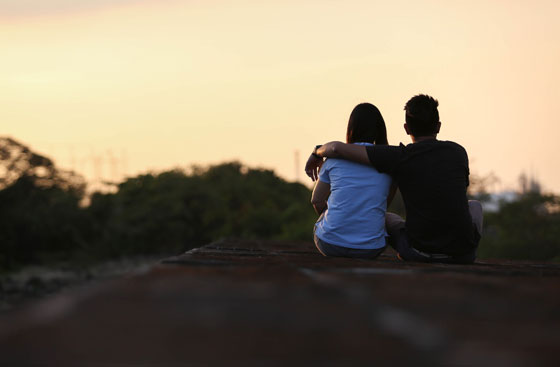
[403, 94, 441, 138]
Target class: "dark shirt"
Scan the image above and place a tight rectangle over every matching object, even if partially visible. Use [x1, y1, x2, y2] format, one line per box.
[366, 140, 475, 256]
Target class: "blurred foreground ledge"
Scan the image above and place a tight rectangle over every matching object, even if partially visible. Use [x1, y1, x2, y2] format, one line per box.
[1, 240, 559, 366]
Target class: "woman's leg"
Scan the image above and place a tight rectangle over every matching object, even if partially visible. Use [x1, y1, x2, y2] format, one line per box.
[314, 233, 385, 259]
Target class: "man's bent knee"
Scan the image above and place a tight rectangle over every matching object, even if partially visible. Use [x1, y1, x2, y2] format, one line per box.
[468, 200, 483, 235]
[385, 212, 405, 235]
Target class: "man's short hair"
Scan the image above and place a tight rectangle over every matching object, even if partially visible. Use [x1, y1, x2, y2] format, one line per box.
[404, 94, 440, 136]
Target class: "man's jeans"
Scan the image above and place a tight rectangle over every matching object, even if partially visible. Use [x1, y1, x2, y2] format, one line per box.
[385, 200, 483, 264]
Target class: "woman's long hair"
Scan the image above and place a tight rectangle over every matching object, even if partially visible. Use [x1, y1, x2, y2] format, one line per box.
[346, 103, 388, 145]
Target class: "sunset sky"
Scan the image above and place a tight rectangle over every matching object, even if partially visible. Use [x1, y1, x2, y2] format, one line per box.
[2, 0, 559, 193]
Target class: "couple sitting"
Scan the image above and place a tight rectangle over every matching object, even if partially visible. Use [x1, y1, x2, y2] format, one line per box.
[306, 94, 483, 264]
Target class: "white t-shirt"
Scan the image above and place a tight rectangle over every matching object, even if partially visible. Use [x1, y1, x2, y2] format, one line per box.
[314, 143, 392, 249]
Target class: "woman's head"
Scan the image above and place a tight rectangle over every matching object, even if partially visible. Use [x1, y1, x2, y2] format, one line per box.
[346, 103, 388, 145]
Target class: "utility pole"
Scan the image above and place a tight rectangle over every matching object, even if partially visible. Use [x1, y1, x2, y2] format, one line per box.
[294, 150, 300, 182]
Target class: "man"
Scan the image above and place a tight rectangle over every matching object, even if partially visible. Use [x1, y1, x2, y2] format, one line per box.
[305, 94, 483, 263]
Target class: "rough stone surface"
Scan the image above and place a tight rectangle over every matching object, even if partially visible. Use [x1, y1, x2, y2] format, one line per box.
[0, 239, 559, 366]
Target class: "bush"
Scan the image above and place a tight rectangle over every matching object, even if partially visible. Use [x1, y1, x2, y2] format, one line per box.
[478, 193, 560, 261]
[0, 161, 317, 270]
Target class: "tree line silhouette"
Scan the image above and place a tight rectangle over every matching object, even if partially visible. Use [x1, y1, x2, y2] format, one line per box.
[0, 138, 316, 270]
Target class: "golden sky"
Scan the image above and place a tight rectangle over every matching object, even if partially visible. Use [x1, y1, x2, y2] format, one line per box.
[2, 0, 559, 192]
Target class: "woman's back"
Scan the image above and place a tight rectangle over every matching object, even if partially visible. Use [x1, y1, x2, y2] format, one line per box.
[314, 143, 392, 250]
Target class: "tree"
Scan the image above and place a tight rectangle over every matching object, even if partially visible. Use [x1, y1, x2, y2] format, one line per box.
[0, 137, 89, 270]
[479, 192, 560, 261]
[0, 137, 318, 269]
[476, 173, 560, 261]
[0, 137, 85, 195]
[87, 163, 317, 257]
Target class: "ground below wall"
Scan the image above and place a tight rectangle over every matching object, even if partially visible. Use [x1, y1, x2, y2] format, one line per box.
[0, 239, 559, 366]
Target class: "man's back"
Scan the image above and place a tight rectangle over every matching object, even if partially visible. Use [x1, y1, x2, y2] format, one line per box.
[367, 139, 475, 256]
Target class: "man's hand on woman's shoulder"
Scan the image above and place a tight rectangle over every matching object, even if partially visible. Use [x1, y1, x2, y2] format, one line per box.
[304, 141, 343, 181]
[305, 154, 323, 181]
[305, 141, 371, 181]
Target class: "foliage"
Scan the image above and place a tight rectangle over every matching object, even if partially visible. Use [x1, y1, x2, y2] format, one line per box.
[468, 171, 560, 261]
[0, 138, 89, 270]
[0, 176, 88, 269]
[0, 139, 316, 270]
[478, 192, 560, 261]
[0, 137, 85, 194]
[87, 163, 316, 258]
[468, 172, 499, 202]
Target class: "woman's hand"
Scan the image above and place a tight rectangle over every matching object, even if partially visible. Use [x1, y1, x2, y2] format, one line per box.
[305, 154, 324, 181]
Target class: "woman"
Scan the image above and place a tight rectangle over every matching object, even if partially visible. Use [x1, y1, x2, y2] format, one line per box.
[311, 103, 394, 259]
